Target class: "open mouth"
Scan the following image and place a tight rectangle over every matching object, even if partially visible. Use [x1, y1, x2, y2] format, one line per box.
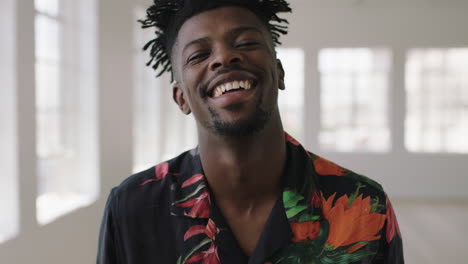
[210, 80, 256, 98]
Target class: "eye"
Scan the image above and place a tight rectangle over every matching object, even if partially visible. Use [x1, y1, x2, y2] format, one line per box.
[187, 52, 209, 64]
[235, 41, 260, 49]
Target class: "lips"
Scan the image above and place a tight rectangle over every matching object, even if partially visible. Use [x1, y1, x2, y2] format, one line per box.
[212, 80, 253, 97]
[206, 71, 258, 98]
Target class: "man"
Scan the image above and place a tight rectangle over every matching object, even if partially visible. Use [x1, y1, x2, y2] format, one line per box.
[97, 0, 404, 263]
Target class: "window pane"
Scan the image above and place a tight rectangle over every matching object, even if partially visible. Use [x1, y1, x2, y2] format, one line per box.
[35, 0, 98, 225]
[133, 7, 197, 172]
[0, 0, 19, 243]
[406, 48, 468, 153]
[319, 48, 391, 152]
[277, 48, 305, 142]
[133, 7, 162, 172]
[35, 14, 60, 62]
[36, 62, 62, 156]
[35, 0, 59, 16]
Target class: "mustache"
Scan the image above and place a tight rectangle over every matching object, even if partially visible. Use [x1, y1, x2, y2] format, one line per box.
[199, 65, 259, 98]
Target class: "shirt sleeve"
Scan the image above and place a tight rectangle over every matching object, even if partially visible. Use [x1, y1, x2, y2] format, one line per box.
[97, 189, 122, 264]
[374, 194, 404, 264]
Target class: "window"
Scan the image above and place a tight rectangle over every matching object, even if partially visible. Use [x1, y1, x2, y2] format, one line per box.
[35, 0, 98, 225]
[133, 6, 164, 172]
[277, 48, 305, 142]
[318, 48, 391, 152]
[133, 7, 197, 173]
[0, 0, 19, 243]
[406, 48, 468, 153]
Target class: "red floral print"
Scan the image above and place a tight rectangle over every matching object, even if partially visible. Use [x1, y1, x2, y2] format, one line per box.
[321, 193, 386, 253]
[310, 191, 322, 208]
[176, 190, 211, 218]
[290, 221, 320, 242]
[385, 197, 401, 243]
[186, 243, 220, 264]
[205, 219, 219, 240]
[140, 162, 169, 185]
[184, 225, 206, 241]
[175, 173, 211, 218]
[313, 157, 347, 176]
[182, 219, 220, 264]
[183, 220, 220, 241]
[182, 174, 205, 188]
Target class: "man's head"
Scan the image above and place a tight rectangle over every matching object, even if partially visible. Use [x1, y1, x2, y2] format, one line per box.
[140, 0, 291, 78]
[140, 0, 291, 138]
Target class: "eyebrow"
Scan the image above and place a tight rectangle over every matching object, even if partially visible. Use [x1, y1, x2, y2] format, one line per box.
[182, 26, 263, 55]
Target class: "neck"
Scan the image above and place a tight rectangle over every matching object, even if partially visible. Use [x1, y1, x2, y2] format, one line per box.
[198, 113, 286, 213]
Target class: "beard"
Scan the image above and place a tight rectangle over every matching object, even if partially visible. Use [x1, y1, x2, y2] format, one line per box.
[207, 97, 272, 138]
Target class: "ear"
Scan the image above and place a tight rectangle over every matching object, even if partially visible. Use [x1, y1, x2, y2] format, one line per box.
[172, 82, 192, 115]
[276, 59, 285, 90]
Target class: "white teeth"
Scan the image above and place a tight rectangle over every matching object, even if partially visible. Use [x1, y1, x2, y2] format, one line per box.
[214, 86, 223, 97]
[212, 80, 253, 97]
[225, 82, 233, 91]
[239, 81, 245, 88]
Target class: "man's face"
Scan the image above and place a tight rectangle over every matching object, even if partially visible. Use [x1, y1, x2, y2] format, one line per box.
[172, 6, 284, 137]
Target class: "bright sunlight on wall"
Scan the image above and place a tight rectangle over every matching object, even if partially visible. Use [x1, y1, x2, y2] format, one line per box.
[35, 0, 98, 225]
[319, 48, 392, 152]
[277, 48, 305, 142]
[406, 48, 468, 153]
[0, 0, 19, 244]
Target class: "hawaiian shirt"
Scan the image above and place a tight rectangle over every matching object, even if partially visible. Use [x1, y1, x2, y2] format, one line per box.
[97, 133, 404, 264]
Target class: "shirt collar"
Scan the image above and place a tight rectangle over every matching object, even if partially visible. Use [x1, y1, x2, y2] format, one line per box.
[169, 133, 322, 263]
[170, 133, 321, 220]
[282, 133, 322, 224]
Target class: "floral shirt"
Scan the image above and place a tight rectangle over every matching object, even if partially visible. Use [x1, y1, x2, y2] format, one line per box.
[97, 133, 404, 264]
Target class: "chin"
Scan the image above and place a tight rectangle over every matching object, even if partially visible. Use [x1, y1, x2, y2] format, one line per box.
[210, 108, 271, 138]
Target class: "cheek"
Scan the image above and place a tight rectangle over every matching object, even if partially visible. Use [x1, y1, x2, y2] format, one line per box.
[251, 51, 277, 73]
[180, 72, 209, 115]
[182, 64, 207, 90]
[180, 73, 200, 103]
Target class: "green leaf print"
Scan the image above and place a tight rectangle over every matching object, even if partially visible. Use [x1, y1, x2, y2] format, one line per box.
[320, 248, 374, 264]
[347, 182, 366, 208]
[176, 237, 211, 264]
[172, 183, 206, 205]
[370, 196, 384, 213]
[298, 214, 320, 222]
[283, 190, 304, 208]
[314, 219, 329, 251]
[286, 205, 308, 218]
[347, 172, 383, 192]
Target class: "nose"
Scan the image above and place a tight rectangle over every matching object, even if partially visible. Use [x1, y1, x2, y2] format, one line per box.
[209, 46, 242, 71]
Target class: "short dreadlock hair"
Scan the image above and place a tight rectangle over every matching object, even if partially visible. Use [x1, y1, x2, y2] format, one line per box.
[139, 0, 292, 78]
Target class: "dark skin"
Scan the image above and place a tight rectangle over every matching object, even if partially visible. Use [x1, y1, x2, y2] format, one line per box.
[172, 7, 287, 256]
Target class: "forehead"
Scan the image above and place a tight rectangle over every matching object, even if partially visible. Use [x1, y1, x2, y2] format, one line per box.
[176, 6, 269, 48]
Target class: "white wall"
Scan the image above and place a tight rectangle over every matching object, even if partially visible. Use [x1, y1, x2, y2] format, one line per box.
[1, 0, 467, 263]
[0, 0, 19, 245]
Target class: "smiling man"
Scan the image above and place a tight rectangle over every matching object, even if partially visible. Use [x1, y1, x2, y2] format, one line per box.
[97, 1, 404, 263]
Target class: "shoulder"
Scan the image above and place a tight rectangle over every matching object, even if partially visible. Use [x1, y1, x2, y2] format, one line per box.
[307, 151, 388, 212]
[107, 148, 198, 212]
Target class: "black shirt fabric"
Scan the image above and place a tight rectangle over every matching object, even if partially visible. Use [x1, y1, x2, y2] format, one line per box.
[97, 133, 404, 264]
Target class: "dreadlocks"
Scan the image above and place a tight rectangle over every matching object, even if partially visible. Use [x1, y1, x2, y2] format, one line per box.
[139, 0, 292, 78]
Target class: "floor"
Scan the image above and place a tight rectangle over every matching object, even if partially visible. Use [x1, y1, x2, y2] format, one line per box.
[393, 200, 468, 264]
